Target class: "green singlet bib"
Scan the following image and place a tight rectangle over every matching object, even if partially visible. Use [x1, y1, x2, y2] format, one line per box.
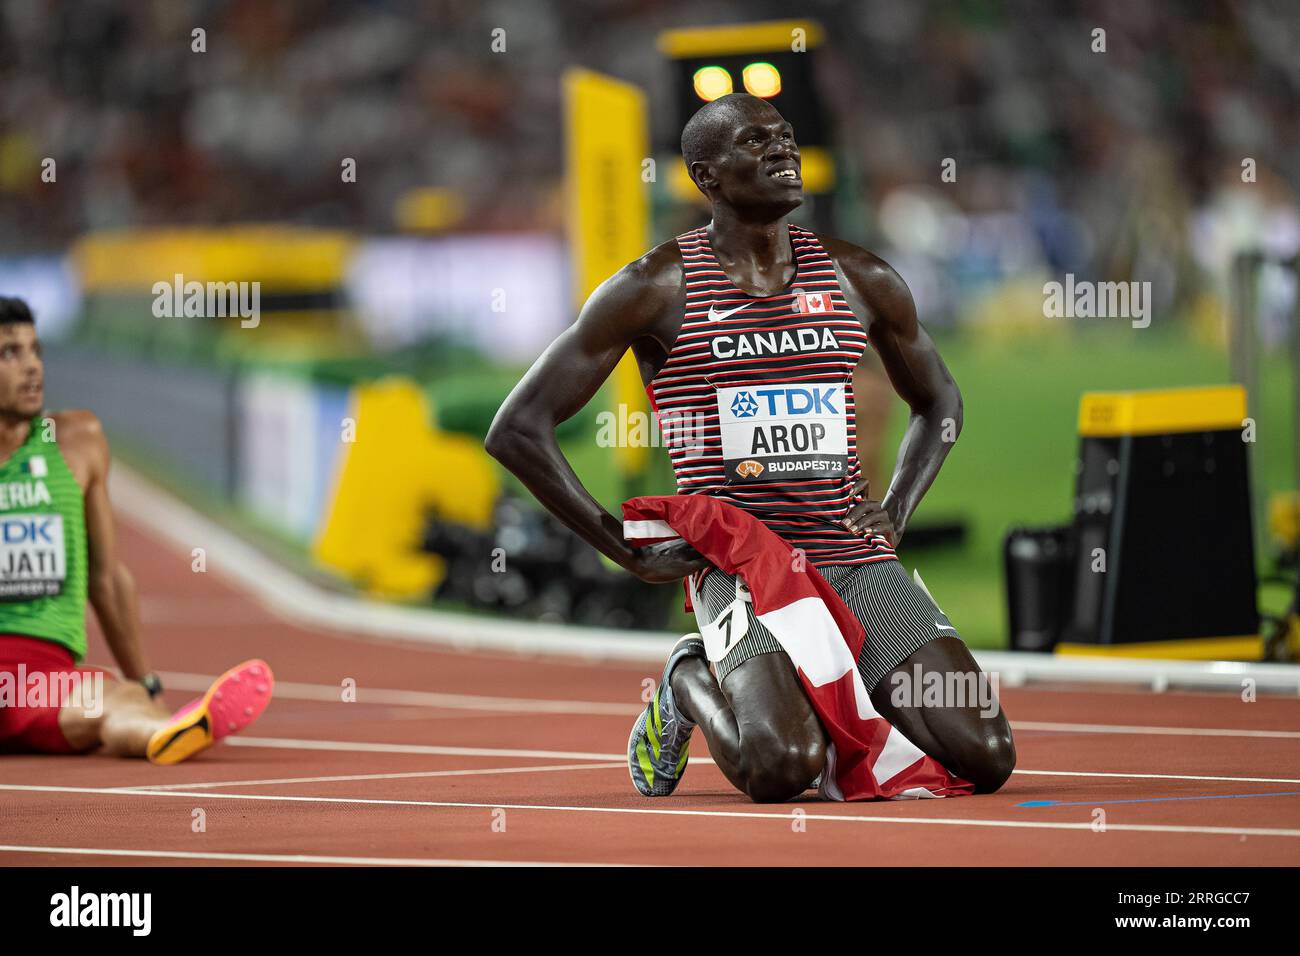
[0, 416, 88, 660]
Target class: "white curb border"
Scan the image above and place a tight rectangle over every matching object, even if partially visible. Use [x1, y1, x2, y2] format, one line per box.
[110, 463, 1300, 693]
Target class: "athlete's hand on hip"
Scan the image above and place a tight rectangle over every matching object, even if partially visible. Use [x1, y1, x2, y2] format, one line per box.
[631, 539, 712, 583]
[841, 478, 899, 546]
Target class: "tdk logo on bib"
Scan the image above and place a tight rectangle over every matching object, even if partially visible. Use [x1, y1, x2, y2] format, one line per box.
[751, 386, 839, 417]
[716, 382, 849, 484]
[0, 512, 66, 600]
[730, 392, 759, 418]
[2, 516, 58, 545]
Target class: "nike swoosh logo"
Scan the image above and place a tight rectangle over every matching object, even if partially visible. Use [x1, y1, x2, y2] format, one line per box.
[936, 621, 959, 631]
[707, 301, 752, 322]
[154, 713, 210, 757]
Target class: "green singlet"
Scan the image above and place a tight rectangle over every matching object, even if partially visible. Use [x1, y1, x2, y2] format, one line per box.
[0, 415, 88, 660]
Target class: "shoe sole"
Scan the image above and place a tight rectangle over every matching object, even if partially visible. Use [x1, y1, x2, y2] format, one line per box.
[627, 635, 704, 797]
[147, 659, 274, 765]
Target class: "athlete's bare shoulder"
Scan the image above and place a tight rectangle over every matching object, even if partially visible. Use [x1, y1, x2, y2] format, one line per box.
[817, 235, 911, 301]
[598, 239, 685, 318]
[488, 238, 688, 450]
[49, 408, 104, 441]
[815, 234, 917, 334]
[578, 237, 687, 352]
[48, 409, 109, 481]
[623, 237, 686, 294]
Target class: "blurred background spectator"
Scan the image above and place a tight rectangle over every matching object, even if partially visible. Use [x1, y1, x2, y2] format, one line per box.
[3, 0, 1296, 282]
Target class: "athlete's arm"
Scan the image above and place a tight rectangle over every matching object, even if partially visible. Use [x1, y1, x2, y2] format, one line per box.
[64, 411, 152, 680]
[826, 240, 963, 544]
[486, 246, 709, 584]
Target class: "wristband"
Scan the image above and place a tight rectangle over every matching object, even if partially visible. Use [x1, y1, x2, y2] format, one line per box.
[140, 673, 164, 699]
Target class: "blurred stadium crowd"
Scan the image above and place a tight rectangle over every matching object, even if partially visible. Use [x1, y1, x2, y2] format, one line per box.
[2, 0, 1298, 326]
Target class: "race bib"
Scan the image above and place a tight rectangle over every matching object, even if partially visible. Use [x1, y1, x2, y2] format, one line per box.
[0, 512, 66, 600]
[716, 381, 848, 483]
[695, 577, 752, 664]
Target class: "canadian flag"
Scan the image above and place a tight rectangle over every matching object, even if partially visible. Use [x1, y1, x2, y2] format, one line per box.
[623, 494, 973, 801]
[795, 290, 831, 314]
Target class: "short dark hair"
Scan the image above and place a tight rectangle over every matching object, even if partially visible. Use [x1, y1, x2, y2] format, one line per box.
[0, 297, 34, 325]
[681, 93, 777, 171]
[681, 93, 787, 191]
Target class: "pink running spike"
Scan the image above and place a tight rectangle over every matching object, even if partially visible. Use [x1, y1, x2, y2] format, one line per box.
[147, 659, 275, 766]
[203, 661, 272, 741]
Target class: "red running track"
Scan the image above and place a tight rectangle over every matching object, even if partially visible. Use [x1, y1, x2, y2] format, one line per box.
[1, 516, 1299, 866]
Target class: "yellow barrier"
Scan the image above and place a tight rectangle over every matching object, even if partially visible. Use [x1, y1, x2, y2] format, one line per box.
[563, 68, 651, 482]
[72, 225, 355, 293]
[313, 378, 499, 598]
[1078, 385, 1247, 437]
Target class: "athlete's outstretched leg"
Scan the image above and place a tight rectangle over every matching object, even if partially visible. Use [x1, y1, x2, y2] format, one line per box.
[56, 659, 275, 764]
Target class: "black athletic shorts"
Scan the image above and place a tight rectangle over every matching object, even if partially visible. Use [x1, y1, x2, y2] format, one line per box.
[691, 560, 962, 692]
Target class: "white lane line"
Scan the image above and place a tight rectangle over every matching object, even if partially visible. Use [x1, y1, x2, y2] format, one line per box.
[132, 766, 1300, 794]
[0, 845, 628, 867]
[2, 785, 1297, 838]
[226, 736, 623, 761]
[120, 763, 1300, 792]
[1013, 769, 1300, 785]
[1014, 721, 1300, 740]
[155, 671, 642, 717]
[154, 671, 1299, 735]
[220, 736, 1300, 784]
[119, 762, 625, 791]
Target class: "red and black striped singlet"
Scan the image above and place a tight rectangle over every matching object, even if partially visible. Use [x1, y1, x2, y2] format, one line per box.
[646, 224, 898, 567]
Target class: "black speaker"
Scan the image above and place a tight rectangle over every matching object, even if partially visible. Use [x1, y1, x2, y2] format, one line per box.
[1059, 387, 1258, 651]
[1004, 526, 1074, 652]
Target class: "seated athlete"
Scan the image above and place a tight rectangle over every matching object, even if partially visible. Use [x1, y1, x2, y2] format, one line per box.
[487, 94, 1015, 802]
[0, 296, 272, 764]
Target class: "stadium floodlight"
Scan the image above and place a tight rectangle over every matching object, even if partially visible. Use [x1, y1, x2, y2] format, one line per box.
[692, 65, 733, 101]
[742, 62, 781, 98]
[659, 20, 832, 199]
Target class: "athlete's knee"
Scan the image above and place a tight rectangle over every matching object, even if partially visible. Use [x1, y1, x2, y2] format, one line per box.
[970, 737, 1016, 793]
[740, 733, 825, 803]
[948, 716, 1016, 794]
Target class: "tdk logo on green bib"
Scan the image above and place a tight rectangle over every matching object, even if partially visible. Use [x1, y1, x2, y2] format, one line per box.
[3, 515, 60, 544]
[716, 382, 849, 483]
[0, 512, 66, 599]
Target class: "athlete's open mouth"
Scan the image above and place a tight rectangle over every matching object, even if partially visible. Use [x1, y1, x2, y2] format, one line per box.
[767, 168, 800, 181]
